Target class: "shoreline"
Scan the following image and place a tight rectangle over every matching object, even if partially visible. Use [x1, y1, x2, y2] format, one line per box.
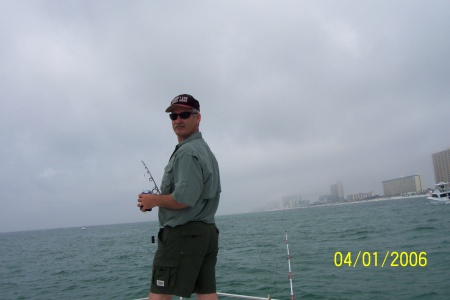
[264, 194, 428, 212]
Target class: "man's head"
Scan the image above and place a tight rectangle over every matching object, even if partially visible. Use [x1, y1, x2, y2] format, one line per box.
[166, 94, 201, 142]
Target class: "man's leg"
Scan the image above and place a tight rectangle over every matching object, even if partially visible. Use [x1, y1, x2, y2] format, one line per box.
[196, 293, 218, 300]
[149, 292, 172, 300]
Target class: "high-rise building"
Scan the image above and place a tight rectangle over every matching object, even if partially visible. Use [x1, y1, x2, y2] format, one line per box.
[382, 175, 423, 196]
[432, 148, 450, 183]
[330, 181, 344, 201]
[347, 192, 373, 202]
[282, 195, 308, 208]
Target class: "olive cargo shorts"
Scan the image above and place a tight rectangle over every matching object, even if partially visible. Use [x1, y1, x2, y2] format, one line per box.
[150, 222, 219, 298]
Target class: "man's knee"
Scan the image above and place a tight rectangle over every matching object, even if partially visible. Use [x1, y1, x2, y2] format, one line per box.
[196, 293, 218, 300]
[149, 292, 172, 300]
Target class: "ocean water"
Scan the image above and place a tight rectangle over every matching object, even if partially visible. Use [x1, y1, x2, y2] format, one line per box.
[1, 197, 449, 300]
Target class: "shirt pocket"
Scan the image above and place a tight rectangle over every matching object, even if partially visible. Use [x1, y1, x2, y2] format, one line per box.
[160, 162, 174, 194]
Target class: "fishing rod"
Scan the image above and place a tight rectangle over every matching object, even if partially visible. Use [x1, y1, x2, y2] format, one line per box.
[286, 231, 294, 300]
[141, 160, 161, 195]
[140, 160, 160, 212]
[267, 262, 278, 300]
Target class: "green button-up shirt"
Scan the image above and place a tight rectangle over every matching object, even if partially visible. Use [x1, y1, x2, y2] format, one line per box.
[158, 132, 221, 227]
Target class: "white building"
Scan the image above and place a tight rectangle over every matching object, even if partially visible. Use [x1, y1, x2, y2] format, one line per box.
[382, 175, 423, 197]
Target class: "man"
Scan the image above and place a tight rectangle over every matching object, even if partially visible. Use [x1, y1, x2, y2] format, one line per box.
[138, 94, 221, 300]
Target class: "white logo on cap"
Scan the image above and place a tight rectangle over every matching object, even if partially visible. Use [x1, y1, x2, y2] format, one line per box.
[171, 96, 189, 105]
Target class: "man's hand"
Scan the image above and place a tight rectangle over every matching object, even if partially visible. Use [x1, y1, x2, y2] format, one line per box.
[137, 193, 190, 211]
[138, 193, 157, 211]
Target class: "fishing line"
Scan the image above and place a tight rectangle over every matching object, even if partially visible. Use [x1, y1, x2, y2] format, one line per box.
[267, 262, 279, 300]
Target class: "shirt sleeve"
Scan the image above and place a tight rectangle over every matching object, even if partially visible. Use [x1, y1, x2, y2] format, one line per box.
[171, 153, 203, 207]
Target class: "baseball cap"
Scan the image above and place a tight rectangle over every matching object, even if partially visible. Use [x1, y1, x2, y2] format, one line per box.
[165, 94, 200, 112]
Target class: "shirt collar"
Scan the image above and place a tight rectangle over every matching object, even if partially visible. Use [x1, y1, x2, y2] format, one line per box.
[178, 132, 202, 147]
[169, 132, 202, 161]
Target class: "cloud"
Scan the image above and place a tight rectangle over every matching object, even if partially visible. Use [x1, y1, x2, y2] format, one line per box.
[1, 0, 449, 232]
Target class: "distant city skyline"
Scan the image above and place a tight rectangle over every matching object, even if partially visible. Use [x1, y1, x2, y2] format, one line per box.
[326, 146, 450, 200]
[273, 147, 448, 208]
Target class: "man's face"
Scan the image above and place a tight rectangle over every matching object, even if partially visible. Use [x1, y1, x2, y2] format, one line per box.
[170, 106, 201, 142]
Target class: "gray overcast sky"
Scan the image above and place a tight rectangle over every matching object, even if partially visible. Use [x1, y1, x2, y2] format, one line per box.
[1, 1, 449, 232]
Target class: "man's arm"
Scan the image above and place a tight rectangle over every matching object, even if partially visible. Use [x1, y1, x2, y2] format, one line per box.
[138, 193, 189, 211]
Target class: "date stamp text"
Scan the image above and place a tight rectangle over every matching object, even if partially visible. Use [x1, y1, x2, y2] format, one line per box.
[334, 251, 427, 267]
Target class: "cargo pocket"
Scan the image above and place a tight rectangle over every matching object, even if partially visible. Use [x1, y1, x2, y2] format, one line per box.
[152, 261, 178, 288]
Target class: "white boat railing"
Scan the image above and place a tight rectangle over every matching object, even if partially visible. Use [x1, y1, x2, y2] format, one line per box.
[217, 292, 276, 300]
[136, 233, 292, 300]
[135, 293, 277, 300]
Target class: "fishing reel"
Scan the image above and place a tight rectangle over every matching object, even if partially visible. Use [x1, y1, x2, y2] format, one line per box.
[140, 160, 161, 213]
[140, 189, 158, 212]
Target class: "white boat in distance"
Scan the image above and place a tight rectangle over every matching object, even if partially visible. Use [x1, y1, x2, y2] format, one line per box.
[428, 182, 450, 205]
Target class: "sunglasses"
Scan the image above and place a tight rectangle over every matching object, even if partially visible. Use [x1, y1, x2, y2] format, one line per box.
[169, 112, 197, 120]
